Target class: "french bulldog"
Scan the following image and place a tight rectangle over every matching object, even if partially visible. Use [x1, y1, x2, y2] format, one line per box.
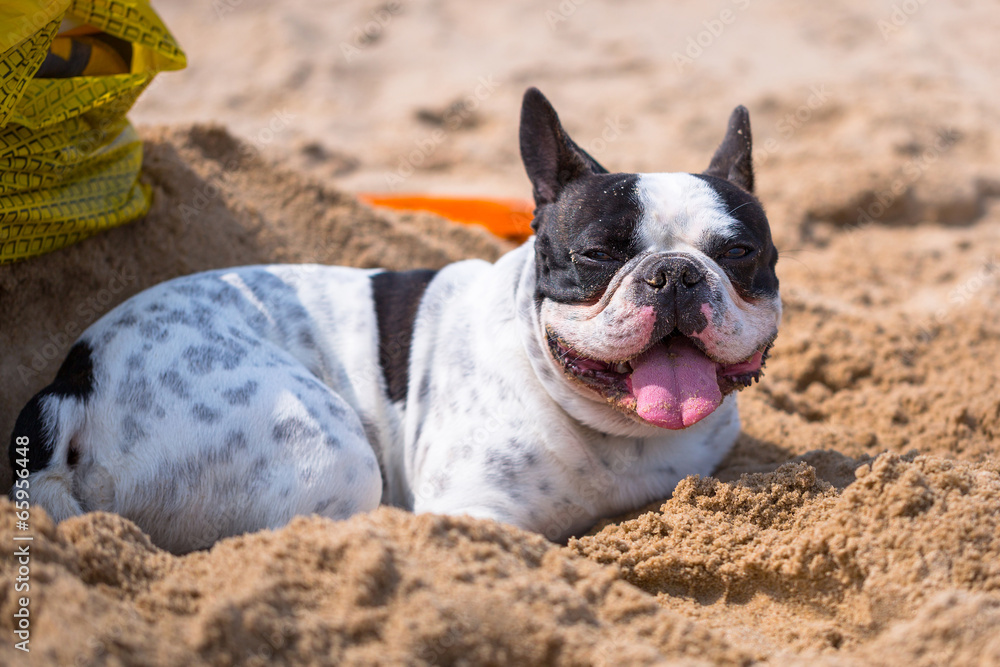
[9, 88, 779, 552]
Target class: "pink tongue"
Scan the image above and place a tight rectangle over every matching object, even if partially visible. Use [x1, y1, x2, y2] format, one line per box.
[626, 337, 722, 429]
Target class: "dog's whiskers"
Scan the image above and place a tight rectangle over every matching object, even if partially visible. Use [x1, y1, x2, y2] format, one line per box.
[725, 201, 754, 217]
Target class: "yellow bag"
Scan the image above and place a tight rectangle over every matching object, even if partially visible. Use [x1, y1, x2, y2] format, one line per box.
[0, 0, 185, 263]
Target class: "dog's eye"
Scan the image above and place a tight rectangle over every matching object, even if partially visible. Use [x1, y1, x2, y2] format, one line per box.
[582, 250, 614, 262]
[721, 246, 753, 259]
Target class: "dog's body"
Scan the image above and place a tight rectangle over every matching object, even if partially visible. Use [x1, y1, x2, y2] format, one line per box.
[10, 89, 780, 552]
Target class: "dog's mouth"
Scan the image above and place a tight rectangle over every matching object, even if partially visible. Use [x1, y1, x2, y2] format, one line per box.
[546, 329, 770, 430]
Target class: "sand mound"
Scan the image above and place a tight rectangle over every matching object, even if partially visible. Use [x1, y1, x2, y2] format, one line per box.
[574, 453, 1000, 659]
[2, 450, 997, 664]
[0, 500, 753, 666]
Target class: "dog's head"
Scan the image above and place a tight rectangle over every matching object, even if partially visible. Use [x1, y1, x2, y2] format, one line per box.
[520, 88, 780, 431]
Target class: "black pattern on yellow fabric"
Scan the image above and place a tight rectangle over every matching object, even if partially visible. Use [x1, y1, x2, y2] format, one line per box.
[0, 0, 185, 263]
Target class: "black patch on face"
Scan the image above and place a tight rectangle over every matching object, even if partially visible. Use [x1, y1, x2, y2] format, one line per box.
[533, 173, 643, 303]
[520, 88, 646, 304]
[520, 88, 777, 309]
[8, 342, 96, 474]
[370, 269, 437, 402]
[693, 173, 779, 299]
[520, 88, 642, 303]
[520, 88, 641, 303]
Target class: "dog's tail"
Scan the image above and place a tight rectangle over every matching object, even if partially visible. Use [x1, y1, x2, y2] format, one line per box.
[8, 342, 96, 522]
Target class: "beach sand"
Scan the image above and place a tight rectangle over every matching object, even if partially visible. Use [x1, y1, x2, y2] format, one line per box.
[1, 0, 999, 663]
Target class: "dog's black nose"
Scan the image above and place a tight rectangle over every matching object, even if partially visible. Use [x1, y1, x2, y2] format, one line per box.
[643, 257, 704, 289]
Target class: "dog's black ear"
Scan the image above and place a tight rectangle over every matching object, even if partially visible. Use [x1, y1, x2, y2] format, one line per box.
[704, 105, 754, 193]
[520, 87, 608, 207]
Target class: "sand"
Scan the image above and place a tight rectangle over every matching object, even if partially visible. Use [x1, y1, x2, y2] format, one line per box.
[2, 0, 1000, 663]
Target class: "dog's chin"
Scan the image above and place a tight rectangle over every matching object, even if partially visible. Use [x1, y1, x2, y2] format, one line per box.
[545, 329, 771, 430]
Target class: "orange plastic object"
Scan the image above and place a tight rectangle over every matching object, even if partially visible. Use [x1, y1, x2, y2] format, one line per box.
[358, 194, 535, 243]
